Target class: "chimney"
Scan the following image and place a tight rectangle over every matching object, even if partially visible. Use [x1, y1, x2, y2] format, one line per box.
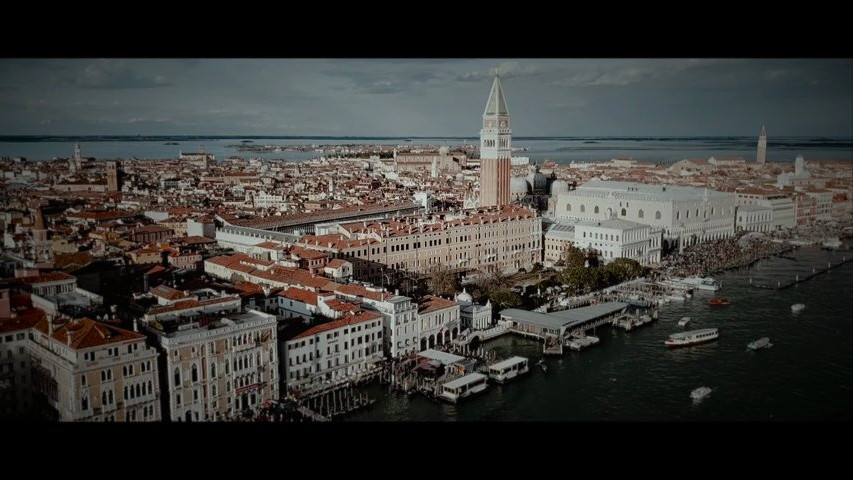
[66, 330, 72, 347]
[133, 318, 139, 332]
[48, 316, 54, 336]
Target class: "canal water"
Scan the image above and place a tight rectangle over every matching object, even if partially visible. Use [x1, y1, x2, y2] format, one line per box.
[348, 246, 853, 421]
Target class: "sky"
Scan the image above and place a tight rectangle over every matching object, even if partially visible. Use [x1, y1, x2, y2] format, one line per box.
[1, 58, 851, 137]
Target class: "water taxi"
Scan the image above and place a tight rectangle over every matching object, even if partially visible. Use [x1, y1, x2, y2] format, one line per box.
[665, 328, 719, 348]
[439, 373, 489, 403]
[678, 316, 691, 327]
[488, 356, 530, 384]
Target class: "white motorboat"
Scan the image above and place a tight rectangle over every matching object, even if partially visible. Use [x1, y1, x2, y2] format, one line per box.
[691, 386, 712, 400]
[747, 337, 773, 350]
[678, 316, 691, 327]
[791, 303, 806, 313]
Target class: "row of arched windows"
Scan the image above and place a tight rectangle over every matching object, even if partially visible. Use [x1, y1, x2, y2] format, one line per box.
[566, 203, 662, 220]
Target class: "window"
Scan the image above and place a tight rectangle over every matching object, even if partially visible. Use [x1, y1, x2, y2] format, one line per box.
[211, 363, 216, 378]
[594, 206, 599, 214]
[174, 368, 181, 387]
[191, 364, 198, 383]
[621, 208, 626, 217]
[580, 205, 585, 213]
[638, 209, 644, 219]
[81, 375, 87, 387]
[655, 211, 661, 220]
[566, 203, 571, 212]
[82, 397, 88, 410]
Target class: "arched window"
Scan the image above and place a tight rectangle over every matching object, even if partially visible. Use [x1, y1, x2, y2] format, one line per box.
[638, 209, 644, 219]
[676, 211, 680, 220]
[621, 208, 626, 217]
[580, 205, 585, 213]
[136, 384, 141, 397]
[191, 364, 198, 383]
[211, 363, 216, 378]
[686, 210, 690, 219]
[102, 391, 107, 405]
[655, 211, 661, 220]
[594, 206, 599, 214]
[567, 203, 571, 212]
[108, 390, 113, 404]
[174, 368, 181, 387]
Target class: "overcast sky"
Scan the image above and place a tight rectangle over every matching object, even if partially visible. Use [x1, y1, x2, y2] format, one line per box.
[1, 58, 850, 137]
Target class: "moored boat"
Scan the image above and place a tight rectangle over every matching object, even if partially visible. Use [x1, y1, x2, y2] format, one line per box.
[708, 298, 730, 306]
[791, 303, 806, 313]
[678, 316, 691, 327]
[488, 356, 529, 384]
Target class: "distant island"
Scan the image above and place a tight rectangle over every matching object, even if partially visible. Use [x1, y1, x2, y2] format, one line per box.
[164, 142, 179, 145]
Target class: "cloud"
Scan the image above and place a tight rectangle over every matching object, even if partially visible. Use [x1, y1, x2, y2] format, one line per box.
[457, 62, 542, 82]
[552, 67, 660, 87]
[74, 60, 174, 89]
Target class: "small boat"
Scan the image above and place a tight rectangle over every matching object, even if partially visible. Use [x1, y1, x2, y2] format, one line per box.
[690, 386, 712, 400]
[791, 303, 806, 313]
[537, 359, 549, 373]
[678, 316, 691, 327]
[747, 337, 773, 350]
[708, 298, 730, 306]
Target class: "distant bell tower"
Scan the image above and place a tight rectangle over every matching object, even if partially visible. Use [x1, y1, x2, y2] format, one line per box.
[106, 161, 121, 192]
[757, 125, 767, 165]
[479, 69, 512, 208]
[73, 141, 83, 171]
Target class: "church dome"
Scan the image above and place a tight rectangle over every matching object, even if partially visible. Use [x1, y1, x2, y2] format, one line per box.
[550, 179, 569, 196]
[438, 145, 450, 156]
[526, 164, 548, 194]
[511, 176, 529, 195]
[457, 288, 473, 303]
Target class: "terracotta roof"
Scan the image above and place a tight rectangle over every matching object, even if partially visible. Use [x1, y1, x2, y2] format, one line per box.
[149, 285, 187, 301]
[7, 271, 76, 285]
[146, 296, 239, 315]
[418, 295, 458, 314]
[33, 316, 144, 349]
[0, 307, 45, 334]
[326, 259, 349, 268]
[279, 287, 319, 306]
[291, 311, 381, 340]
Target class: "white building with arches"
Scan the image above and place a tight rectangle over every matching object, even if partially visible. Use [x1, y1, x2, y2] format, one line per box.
[554, 180, 737, 251]
[146, 309, 279, 422]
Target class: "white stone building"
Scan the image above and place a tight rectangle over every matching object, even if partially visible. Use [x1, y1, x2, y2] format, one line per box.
[281, 310, 384, 390]
[146, 309, 279, 422]
[555, 180, 738, 251]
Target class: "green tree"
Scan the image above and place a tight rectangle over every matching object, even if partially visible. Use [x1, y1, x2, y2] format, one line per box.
[562, 244, 586, 268]
[489, 289, 523, 310]
[428, 270, 460, 297]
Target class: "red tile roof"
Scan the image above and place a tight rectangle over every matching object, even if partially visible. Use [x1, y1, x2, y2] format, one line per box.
[292, 311, 381, 340]
[279, 287, 319, 306]
[33, 317, 144, 349]
[149, 285, 187, 301]
[418, 295, 458, 314]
